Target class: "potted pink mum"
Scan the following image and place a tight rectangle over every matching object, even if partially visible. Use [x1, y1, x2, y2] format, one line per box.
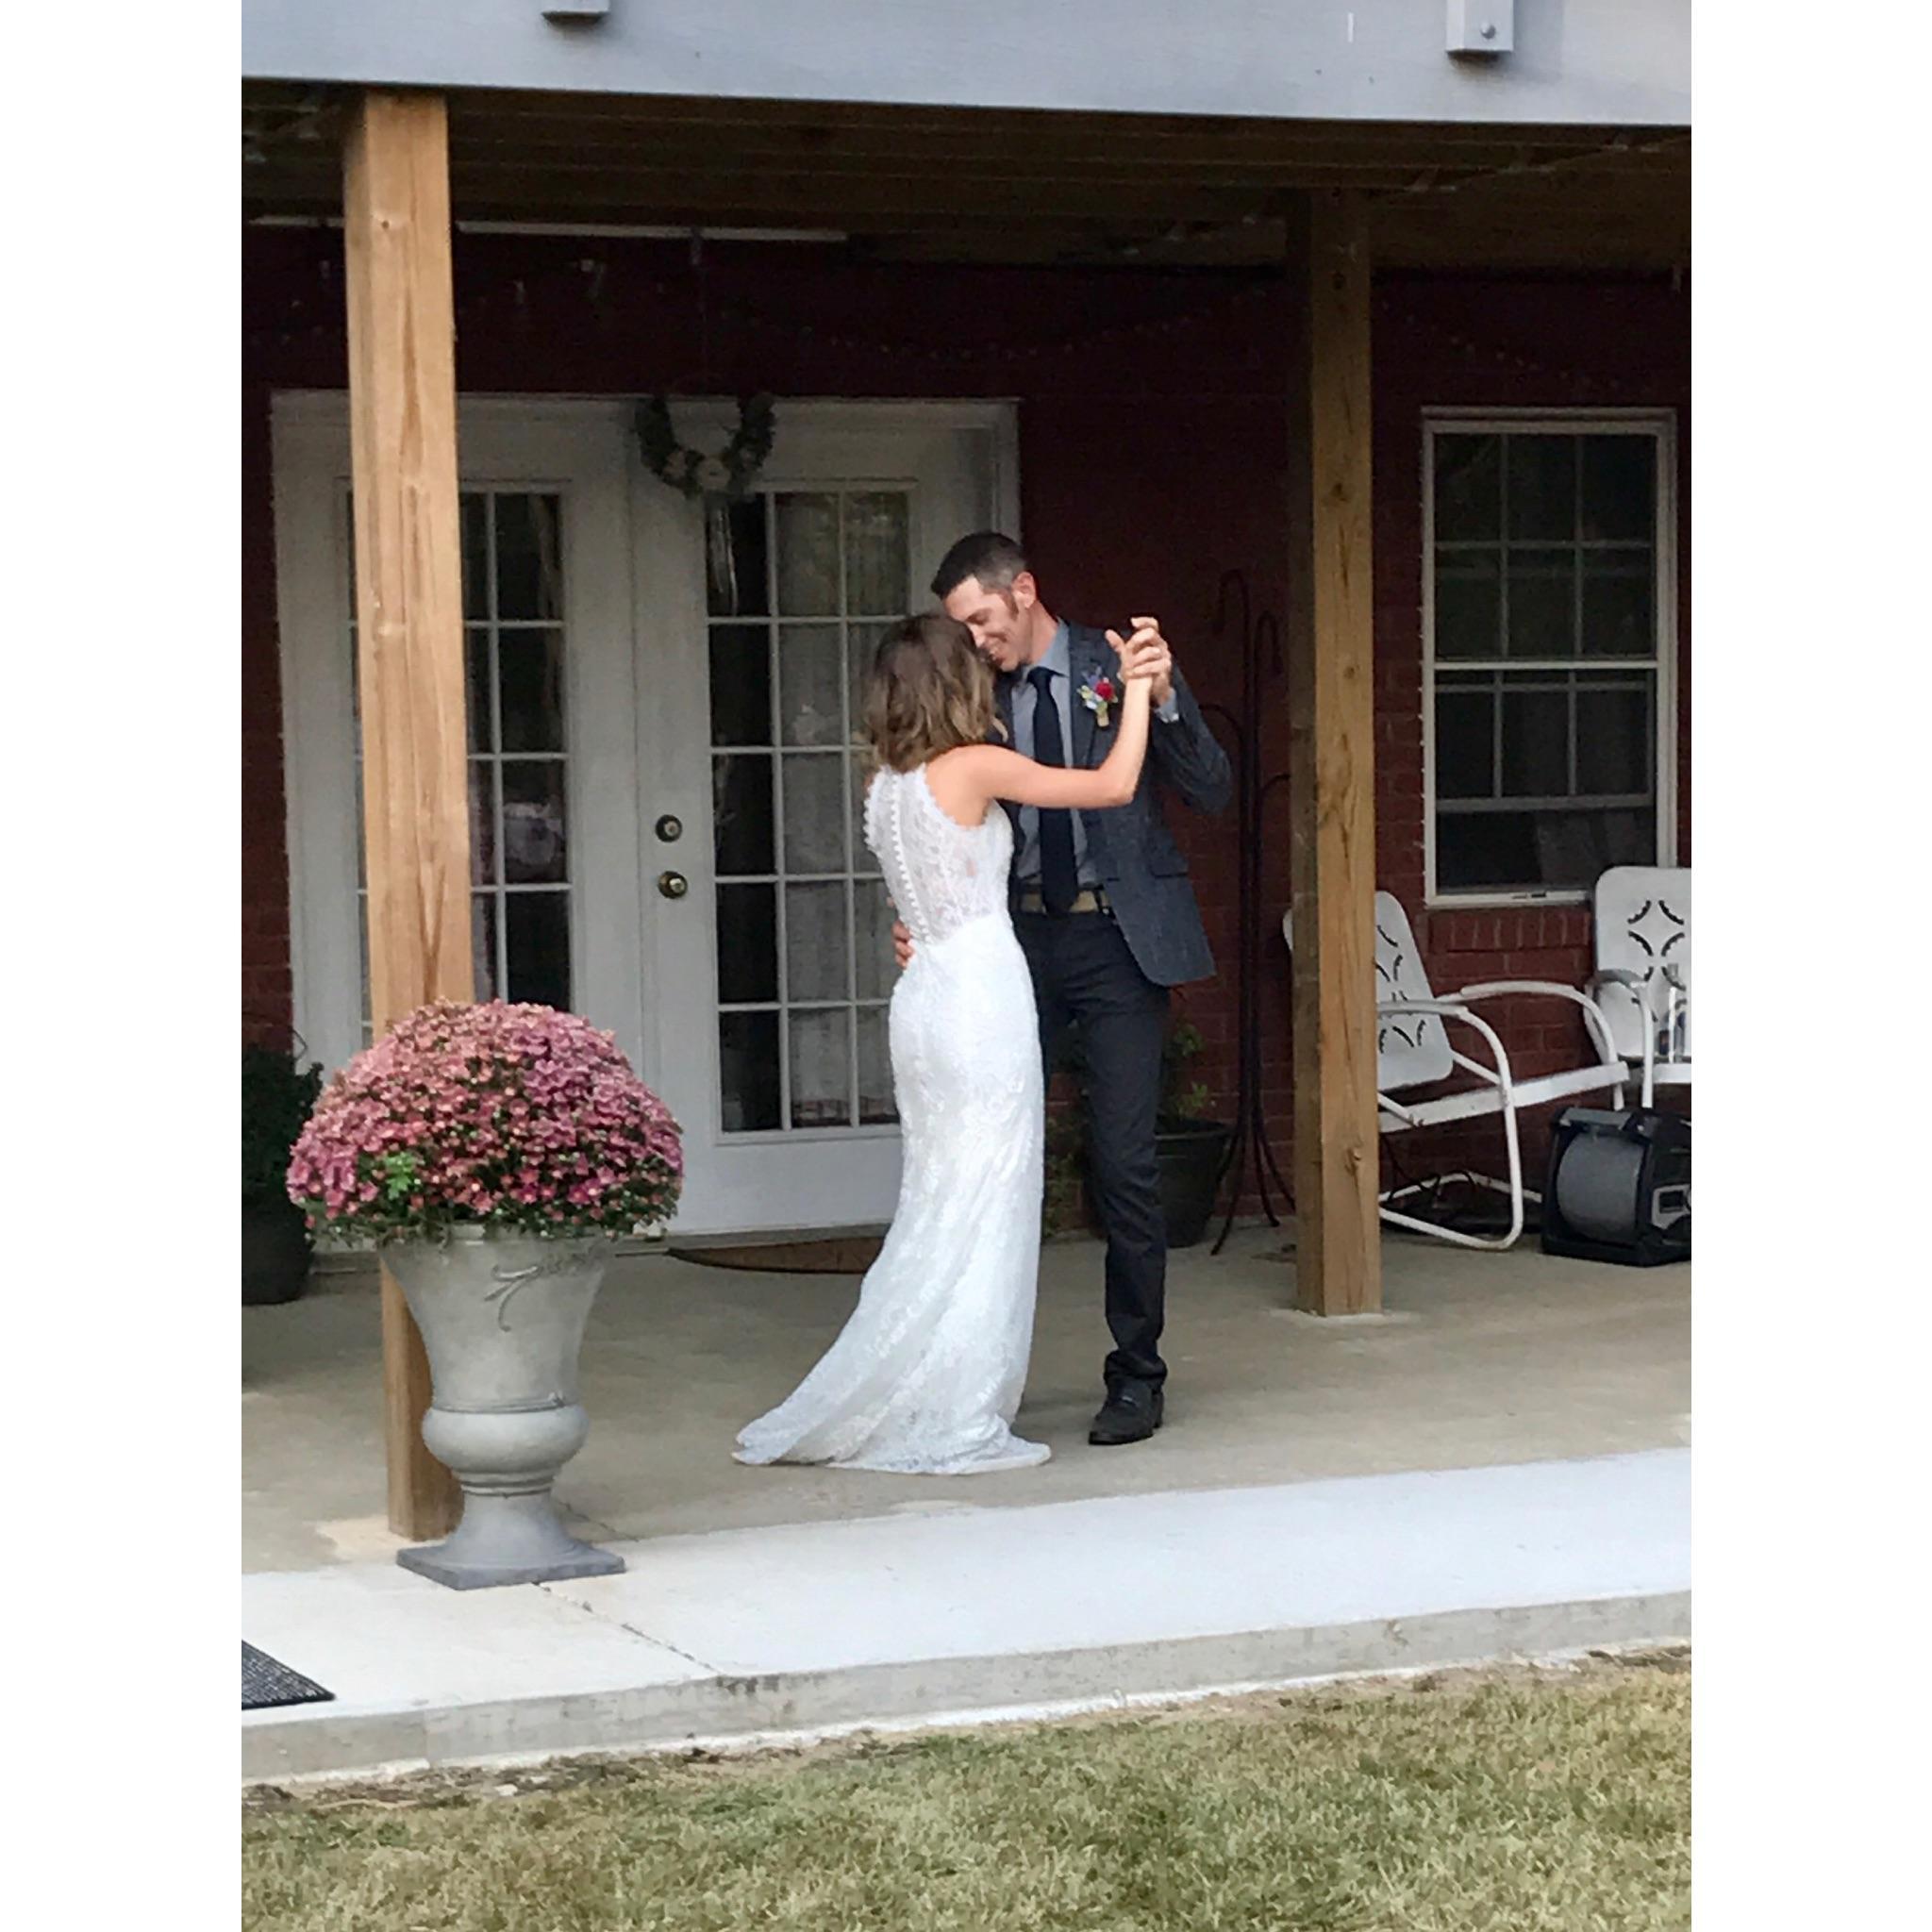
[288, 1000, 682, 1589]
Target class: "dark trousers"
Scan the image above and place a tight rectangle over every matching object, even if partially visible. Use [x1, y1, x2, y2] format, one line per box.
[1017, 908, 1170, 1391]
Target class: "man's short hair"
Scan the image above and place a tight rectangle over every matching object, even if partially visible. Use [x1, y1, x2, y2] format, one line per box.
[931, 531, 1028, 601]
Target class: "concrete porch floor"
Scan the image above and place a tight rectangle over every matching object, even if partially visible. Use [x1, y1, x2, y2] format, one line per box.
[243, 1226, 1690, 1574]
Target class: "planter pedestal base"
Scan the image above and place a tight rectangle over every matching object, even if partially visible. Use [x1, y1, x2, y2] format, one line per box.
[398, 1491, 624, 1591]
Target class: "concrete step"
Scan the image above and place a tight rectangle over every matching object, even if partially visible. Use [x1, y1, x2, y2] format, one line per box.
[242, 1448, 1690, 1783]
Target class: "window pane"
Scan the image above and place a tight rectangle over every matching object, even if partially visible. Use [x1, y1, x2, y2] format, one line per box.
[460, 494, 489, 621]
[857, 1007, 897, 1124]
[504, 891, 570, 1009]
[498, 629, 565, 753]
[1433, 435, 1501, 541]
[1435, 687, 1494, 800]
[1505, 436, 1577, 542]
[779, 624, 845, 746]
[1576, 681, 1655, 796]
[789, 1008, 853, 1127]
[716, 884, 778, 1003]
[1581, 558, 1656, 658]
[501, 761, 568, 884]
[782, 755, 847, 874]
[719, 1011, 781, 1132]
[843, 492, 910, 615]
[1506, 547, 1577, 658]
[709, 625, 773, 746]
[712, 755, 774, 876]
[774, 493, 841, 615]
[1434, 552, 1502, 660]
[786, 882, 850, 1002]
[494, 494, 563, 622]
[1438, 807, 1657, 894]
[707, 496, 770, 618]
[1582, 436, 1657, 542]
[1500, 684, 1571, 797]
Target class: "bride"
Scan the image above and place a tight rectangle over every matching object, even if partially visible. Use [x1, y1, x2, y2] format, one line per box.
[735, 611, 1156, 1474]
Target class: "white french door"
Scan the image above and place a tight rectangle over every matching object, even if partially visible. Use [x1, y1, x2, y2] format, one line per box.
[274, 394, 1015, 1237]
[636, 404, 1016, 1231]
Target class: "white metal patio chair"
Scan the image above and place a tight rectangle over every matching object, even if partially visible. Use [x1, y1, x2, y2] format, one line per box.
[1588, 866, 1690, 1108]
[1282, 892, 1628, 1250]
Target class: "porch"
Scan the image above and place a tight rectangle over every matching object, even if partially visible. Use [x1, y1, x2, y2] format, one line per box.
[242, 1226, 1688, 1776]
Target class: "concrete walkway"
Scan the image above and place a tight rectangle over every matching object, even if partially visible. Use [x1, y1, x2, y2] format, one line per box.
[243, 1447, 1690, 1782]
[245, 1229, 1691, 1570]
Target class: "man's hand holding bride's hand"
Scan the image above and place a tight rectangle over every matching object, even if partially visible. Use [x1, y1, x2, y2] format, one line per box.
[1107, 617, 1174, 708]
[893, 918, 914, 970]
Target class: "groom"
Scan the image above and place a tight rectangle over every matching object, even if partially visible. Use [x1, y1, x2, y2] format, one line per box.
[902, 531, 1233, 1447]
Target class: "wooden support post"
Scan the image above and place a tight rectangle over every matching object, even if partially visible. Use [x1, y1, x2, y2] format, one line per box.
[342, 91, 469, 1539]
[1285, 191, 1382, 1316]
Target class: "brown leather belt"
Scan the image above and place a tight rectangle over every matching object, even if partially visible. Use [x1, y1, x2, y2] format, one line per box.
[1016, 886, 1111, 917]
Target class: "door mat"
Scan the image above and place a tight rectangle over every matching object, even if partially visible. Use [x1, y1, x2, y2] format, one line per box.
[672, 1235, 884, 1275]
[243, 1641, 334, 1711]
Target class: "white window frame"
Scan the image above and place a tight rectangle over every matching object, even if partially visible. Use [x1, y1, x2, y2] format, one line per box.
[1421, 408, 1680, 908]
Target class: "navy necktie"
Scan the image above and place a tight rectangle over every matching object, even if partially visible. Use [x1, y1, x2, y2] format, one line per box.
[1028, 665, 1078, 915]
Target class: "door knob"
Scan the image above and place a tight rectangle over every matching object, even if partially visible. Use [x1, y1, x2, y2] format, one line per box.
[655, 813, 683, 842]
[658, 870, 690, 900]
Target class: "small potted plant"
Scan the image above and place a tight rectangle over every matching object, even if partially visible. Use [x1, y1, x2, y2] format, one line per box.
[242, 1036, 324, 1305]
[1042, 1016, 1234, 1249]
[288, 999, 683, 1589]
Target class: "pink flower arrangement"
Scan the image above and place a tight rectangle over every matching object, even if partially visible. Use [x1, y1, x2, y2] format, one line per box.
[287, 1001, 683, 1242]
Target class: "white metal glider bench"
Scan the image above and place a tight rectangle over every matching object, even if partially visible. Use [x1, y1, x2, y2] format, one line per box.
[1282, 892, 1628, 1251]
[1588, 866, 1691, 1108]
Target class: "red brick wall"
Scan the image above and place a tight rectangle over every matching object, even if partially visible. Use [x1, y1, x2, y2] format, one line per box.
[242, 229, 1689, 1208]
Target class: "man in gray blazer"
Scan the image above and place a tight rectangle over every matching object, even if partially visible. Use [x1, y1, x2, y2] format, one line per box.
[905, 532, 1233, 1446]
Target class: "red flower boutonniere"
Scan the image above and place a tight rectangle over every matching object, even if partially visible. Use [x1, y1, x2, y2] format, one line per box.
[1078, 675, 1117, 728]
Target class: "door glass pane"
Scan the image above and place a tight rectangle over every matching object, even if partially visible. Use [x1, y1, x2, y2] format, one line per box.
[498, 629, 565, 752]
[501, 761, 569, 884]
[493, 494, 563, 621]
[505, 891, 571, 1009]
[774, 494, 841, 614]
[782, 756, 847, 874]
[789, 1009, 853, 1127]
[713, 755, 775, 875]
[779, 625, 844, 746]
[786, 883, 851, 1004]
[709, 625, 773, 746]
[715, 884, 778, 1004]
[708, 487, 913, 1132]
[707, 496, 770, 618]
[843, 493, 910, 616]
[719, 1012, 781, 1131]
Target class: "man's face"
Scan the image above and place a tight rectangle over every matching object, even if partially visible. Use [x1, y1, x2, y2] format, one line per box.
[942, 572, 1041, 675]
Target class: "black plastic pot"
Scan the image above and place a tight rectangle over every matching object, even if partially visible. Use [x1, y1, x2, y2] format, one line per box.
[1154, 1115, 1234, 1248]
[242, 1201, 312, 1306]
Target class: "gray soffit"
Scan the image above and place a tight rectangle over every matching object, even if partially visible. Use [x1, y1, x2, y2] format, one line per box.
[241, 1, 1690, 130]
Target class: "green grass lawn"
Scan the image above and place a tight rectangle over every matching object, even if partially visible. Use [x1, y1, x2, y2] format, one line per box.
[242, 1654, 1689, 1932]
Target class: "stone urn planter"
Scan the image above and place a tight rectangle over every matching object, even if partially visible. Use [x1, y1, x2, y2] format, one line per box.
[387, 1229, 622, 1589]
[287, 998, 684, 1590]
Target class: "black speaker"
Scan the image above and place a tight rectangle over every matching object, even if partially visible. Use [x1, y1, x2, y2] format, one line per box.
[1541, 1107, 1690, 1266]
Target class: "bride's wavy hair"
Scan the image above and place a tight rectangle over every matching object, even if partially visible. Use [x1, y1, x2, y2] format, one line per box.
[862, 612, 1002, 772]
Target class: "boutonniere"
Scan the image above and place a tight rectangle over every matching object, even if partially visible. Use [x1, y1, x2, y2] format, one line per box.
[1077, 674, 1118, 728]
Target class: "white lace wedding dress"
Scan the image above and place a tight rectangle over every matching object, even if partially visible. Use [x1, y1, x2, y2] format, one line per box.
[735, 763, 1050, 1474]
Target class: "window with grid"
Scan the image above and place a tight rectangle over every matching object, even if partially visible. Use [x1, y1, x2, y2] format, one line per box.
[1426, 420, 1674, 898]
[350, 491, 572, 1035]
[704, 489, 907, 1133]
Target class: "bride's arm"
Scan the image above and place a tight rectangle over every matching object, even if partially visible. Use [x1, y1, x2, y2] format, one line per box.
[928, 674, 1153, 823]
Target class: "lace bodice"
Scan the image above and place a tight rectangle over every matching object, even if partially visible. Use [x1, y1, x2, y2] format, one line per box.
[864, 764, 1012, 949]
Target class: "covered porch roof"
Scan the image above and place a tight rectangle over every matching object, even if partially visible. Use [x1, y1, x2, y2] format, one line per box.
[242, 83, 1690, 274]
